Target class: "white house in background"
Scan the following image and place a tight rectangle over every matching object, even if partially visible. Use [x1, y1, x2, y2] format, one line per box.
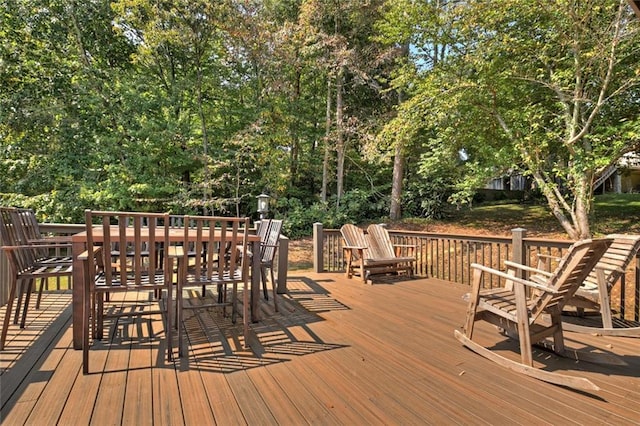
[486, 152, 640, 194]
[594, 152, 640, 194]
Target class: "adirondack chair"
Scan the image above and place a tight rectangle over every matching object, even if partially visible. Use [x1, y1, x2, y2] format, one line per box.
[340, 224, 415, 284]
[454, 238, 613, 391]
[536, 234, 640, 337]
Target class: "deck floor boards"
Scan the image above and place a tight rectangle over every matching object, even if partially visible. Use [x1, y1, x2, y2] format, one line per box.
[1, 272, 640, 425]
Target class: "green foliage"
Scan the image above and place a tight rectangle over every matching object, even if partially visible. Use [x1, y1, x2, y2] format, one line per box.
[279, 189, 389, 238]
[2, 0, 639, 242]
[387, 0, 640, 239]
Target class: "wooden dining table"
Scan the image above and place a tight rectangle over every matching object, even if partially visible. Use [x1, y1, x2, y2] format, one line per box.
[71, 226, 261, 350]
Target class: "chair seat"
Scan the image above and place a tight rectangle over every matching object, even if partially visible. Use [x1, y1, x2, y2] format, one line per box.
[93, 271, 169, 290]
[184, 269, 245, 284]
[363, 256, 414, 266]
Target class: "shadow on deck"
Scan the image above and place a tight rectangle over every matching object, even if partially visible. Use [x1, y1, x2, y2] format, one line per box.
[1, 272, 640, 425]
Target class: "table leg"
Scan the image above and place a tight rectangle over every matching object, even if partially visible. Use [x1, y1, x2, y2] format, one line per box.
[72, 238, 85, 349]
[251, 239, 260, 322]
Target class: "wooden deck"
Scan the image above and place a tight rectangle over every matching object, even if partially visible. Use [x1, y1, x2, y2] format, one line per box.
[1, 272, 640, 425]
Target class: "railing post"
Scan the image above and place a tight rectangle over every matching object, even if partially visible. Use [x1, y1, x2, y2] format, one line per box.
[0, 233, 7, 306]
[277, 235, 289, 294]
[511, 228, 527, 279]
[313, 222, 324, 273]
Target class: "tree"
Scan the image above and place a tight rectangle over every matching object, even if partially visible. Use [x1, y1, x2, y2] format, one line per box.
[395, 0, 640, 238]
[375, 0, 457, 220]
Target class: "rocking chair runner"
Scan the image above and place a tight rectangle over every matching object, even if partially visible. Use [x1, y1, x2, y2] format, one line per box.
[454, 238, 613, 391]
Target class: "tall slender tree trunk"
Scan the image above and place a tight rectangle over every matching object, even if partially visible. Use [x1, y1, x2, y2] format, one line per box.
[389, 143, 404, 220]
[321, 79, 332, 202]
[389, 42, 410, 220]
[335, 67, 345, 206]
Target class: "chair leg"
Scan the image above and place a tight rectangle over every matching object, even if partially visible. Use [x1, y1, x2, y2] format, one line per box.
[270, 267, 278, 313]
[166, 281, 173, 362]
[242, 282, 249, 347]
[83, 265, 91, 374]
[13, 279, 28, 325]
[231, 283, 238, 324]
[20, 279, 35, 328]
[177, 281, 183, 358]
[261, 267, 269, 300]
[96, 294, 104, 340]
[0, 277, 18, 351]
[36, 277, 46, 309]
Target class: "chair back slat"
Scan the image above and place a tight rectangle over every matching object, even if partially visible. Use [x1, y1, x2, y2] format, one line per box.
[0, 207, 23, 246]
[366, 224, 397, 259]
[340, 224, 368, 253]
[183, 215, 249, 284]
[530, 238, 612, 320]
[85, 210, 169, 290]
[584, 234, 640, 290]
[259, 219, 283, 264]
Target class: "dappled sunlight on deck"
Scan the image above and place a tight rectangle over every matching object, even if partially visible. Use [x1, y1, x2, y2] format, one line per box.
[2, 273, 640, 424]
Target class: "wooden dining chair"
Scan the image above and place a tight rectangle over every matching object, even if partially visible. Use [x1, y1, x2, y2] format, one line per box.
[0, 208, 73, 351]
[175, 215, 251, 356]
[80, 210, 177, 373]
[257, 219, 283, 312]
[11, 208, 72, 309]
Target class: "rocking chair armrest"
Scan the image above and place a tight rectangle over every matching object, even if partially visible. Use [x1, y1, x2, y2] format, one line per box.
[504, 261, 554, 278]
[343, 245, 366, 250]
[471, 263, 560, 294]
[535, 253, 562, 261]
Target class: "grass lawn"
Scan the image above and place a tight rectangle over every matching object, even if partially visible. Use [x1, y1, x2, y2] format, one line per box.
[401, 193, 640, 238]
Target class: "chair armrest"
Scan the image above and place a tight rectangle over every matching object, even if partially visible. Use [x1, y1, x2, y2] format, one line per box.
[471, 263, 560, 294]
[536, 253, 561, 261]
[28, 236, 72, 244]
[343, 245, 367, 250]
[2, 243, 71, 252]
[78, 246, 102, 261]
[504, 261, 554, 278]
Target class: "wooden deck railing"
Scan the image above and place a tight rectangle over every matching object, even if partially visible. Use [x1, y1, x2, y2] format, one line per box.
[312, 223, 640, 321]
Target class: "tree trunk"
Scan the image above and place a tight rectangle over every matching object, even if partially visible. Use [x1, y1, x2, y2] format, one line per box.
[389, 143, 404, 220]
[389, 42, 410, 221]
[335, 67, 345, 205]
[321, 79, 331, 202]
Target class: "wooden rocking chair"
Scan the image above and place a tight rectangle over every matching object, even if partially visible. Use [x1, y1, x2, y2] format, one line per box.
[535, 234, 640, 337]
[454, 238, 613, 391]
